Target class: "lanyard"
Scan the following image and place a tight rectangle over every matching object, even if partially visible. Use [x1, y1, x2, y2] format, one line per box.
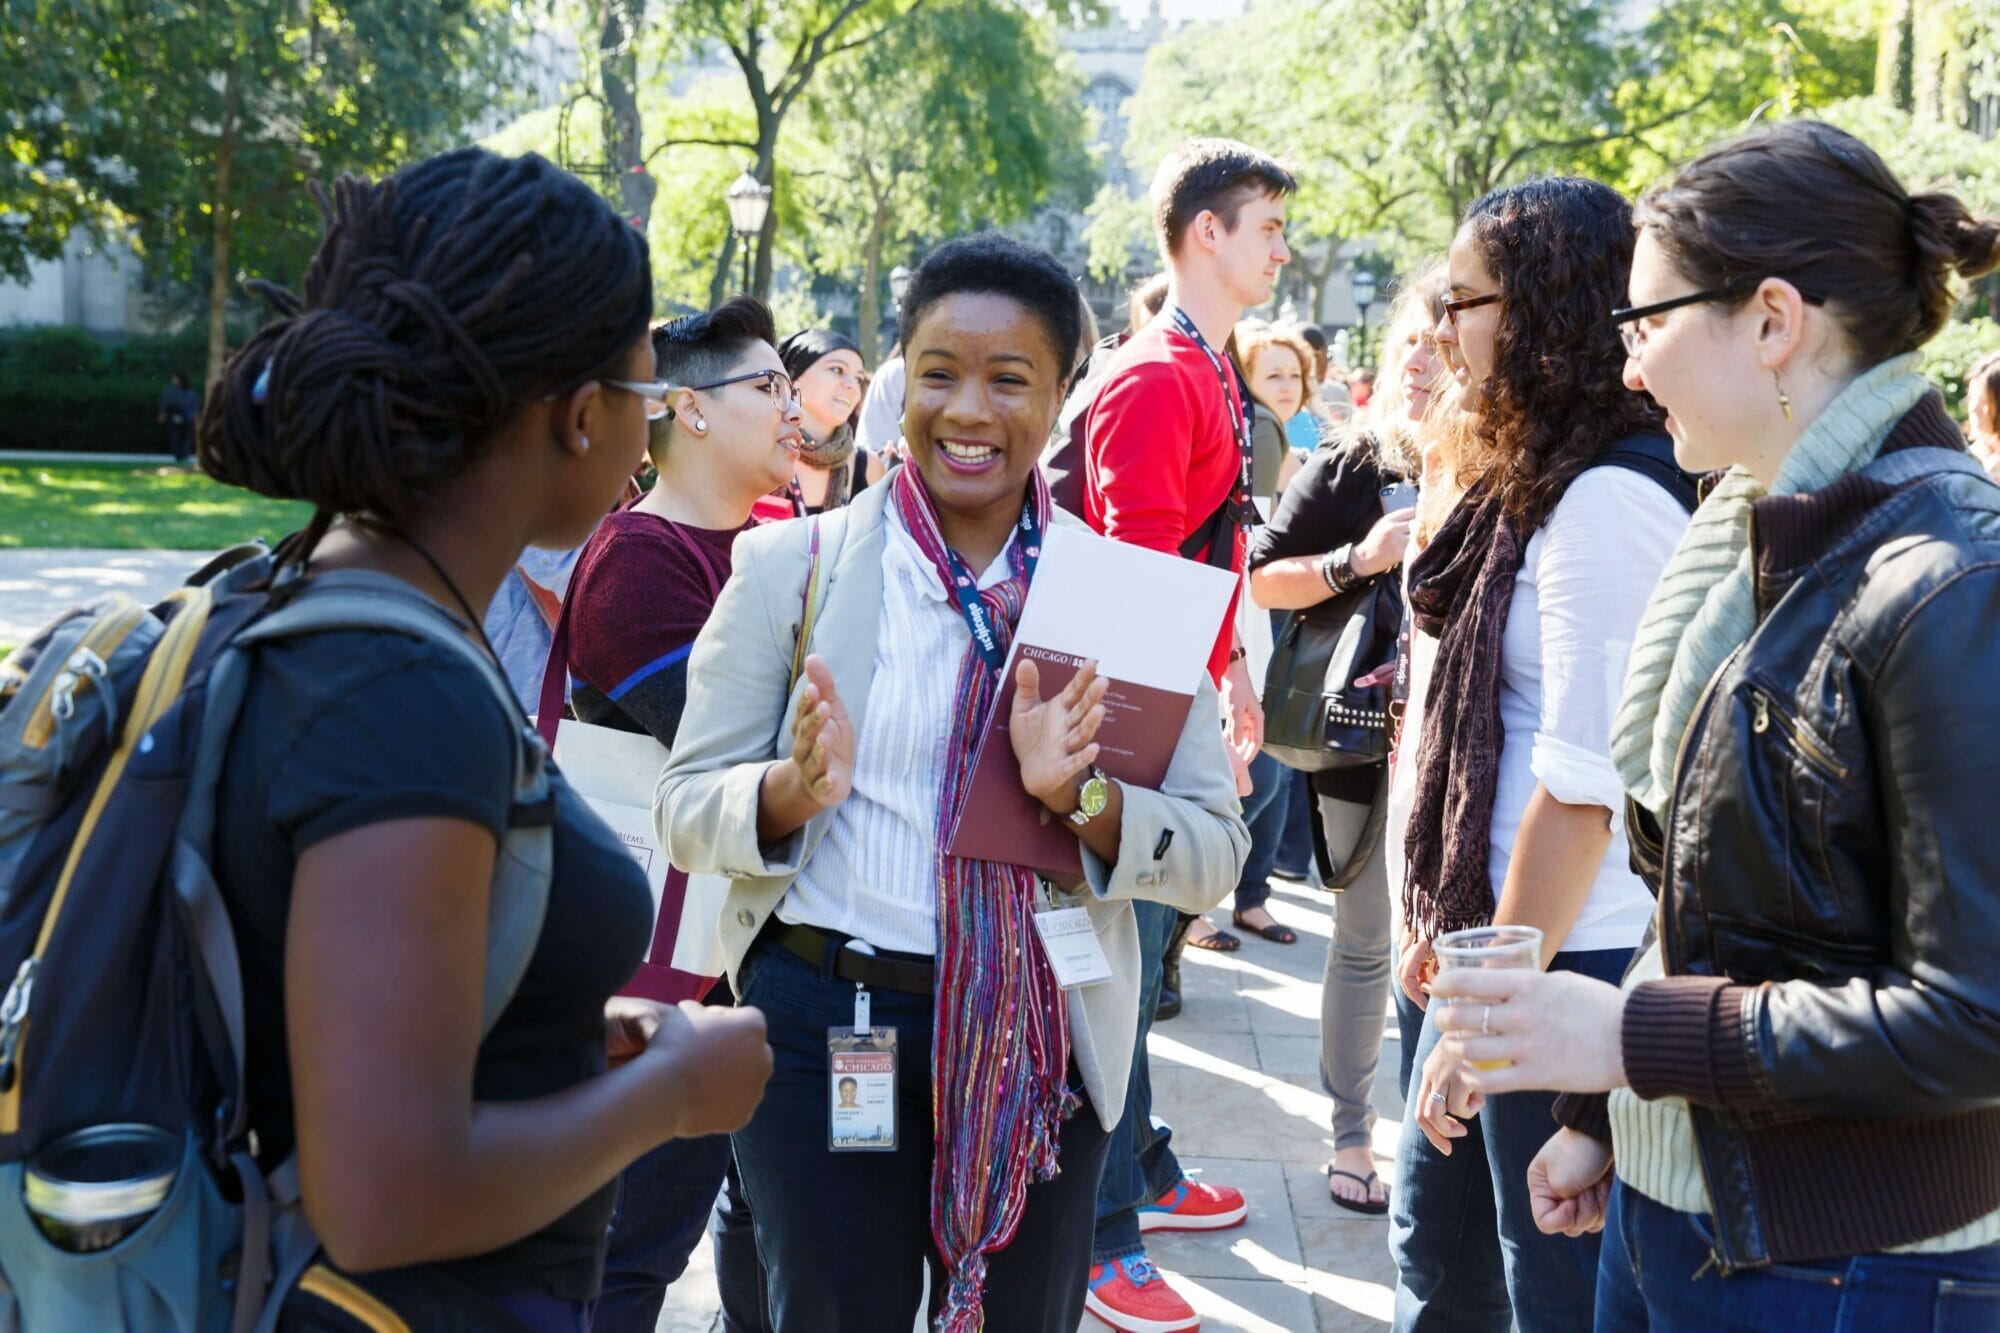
[1168, 306, 1260, 529]
[940, 494, 1042, 674]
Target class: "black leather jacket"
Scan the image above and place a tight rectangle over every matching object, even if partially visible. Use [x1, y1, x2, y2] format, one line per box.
[1629, 433, 2000, 1266]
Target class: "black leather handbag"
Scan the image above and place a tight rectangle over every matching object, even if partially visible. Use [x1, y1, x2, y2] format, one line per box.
[1261, 574, 1402, 772]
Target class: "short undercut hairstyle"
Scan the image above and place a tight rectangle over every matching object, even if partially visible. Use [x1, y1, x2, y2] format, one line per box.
[1149, 138, 1296, 258]
[653, 295, 777, 393]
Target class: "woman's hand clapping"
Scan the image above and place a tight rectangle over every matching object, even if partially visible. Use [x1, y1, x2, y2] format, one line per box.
[1010, 657, 1109, 809]
[788, 655, 855, 812]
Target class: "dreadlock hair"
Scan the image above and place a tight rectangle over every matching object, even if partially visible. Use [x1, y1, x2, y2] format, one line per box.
[199, 148, 651, 543]
[1459, 176, 1665, 532]
[650, 295, 777, 455]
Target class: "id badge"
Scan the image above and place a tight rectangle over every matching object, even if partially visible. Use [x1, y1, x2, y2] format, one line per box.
[828, 987, 897, 1152]
[1032, 904, 1114, 990]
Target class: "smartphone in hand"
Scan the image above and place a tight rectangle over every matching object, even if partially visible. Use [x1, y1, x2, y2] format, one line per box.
[1379, 482, 1418, 514]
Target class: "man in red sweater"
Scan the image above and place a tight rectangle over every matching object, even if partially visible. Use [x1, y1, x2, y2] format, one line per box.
[1082, 137, 1295, 1333]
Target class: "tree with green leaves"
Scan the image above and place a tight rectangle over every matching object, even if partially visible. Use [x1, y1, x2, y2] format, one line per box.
[791, 0, 1092, 353]
[9, 1, 524, 382]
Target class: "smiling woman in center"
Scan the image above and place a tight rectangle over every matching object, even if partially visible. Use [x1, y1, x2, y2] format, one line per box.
[655, 232, 1249, 1332]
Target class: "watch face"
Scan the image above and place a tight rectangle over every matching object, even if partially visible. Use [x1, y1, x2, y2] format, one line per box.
[1078, 772, 1110, 818]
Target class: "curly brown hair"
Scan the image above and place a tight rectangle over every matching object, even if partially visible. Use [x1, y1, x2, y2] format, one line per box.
[1460, 176, 1665, 531]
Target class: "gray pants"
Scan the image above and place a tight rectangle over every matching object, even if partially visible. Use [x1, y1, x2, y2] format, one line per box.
[1317, 794, 1393, 1153]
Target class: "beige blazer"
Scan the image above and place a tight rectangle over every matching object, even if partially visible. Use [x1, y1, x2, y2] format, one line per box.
[654, 479, 1250, 1127]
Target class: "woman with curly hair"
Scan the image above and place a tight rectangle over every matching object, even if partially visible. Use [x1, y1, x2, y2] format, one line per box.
[1385, 177, 1696, 1331]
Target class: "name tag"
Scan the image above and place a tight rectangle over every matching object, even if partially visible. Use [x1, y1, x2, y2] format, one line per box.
[828, 987, 897, 1152]
[1032, 906, 1114, 990]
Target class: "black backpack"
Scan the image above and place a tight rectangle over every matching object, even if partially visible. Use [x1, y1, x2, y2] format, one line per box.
[0, 547, 553, 1331]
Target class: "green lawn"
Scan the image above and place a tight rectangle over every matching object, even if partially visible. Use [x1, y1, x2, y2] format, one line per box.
[0, 462, 312, 550]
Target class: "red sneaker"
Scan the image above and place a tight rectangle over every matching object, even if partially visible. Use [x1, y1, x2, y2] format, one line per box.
[1136, 1176, 1248, 1233]
[1085, 1254, 1200, 1333]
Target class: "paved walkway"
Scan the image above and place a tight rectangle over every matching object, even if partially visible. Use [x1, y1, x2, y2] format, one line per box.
[660, 875, 1406, 1332]
[0, 547, 210, 645]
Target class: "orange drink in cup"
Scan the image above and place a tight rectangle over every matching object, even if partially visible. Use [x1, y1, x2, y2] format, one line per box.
[1435, 925, 1543, 1070]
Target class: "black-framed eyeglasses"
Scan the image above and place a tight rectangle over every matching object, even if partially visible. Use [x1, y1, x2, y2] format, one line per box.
[688, 367, 798, 408]
[1442, 292, 1500, 329]
[1612, 278, 1826, 357]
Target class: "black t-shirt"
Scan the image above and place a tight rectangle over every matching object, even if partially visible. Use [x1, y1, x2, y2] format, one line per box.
[214, 629, 653, 1304]
[1247, 439, 1391, 803]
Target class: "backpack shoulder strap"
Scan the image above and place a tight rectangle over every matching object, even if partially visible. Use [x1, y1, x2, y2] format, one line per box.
[1591, 433, 1700, 514]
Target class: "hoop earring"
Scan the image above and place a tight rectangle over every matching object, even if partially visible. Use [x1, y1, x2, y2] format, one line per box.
[1773, 371, 1793, 422]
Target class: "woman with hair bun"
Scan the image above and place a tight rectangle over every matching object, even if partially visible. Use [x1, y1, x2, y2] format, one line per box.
[200, 147, 771, 1328]
[1431, 120, 2000, 1329]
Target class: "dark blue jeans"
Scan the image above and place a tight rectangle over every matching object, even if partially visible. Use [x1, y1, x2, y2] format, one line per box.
[1092, 897, 1184, 1262]
[1597, 1180, 2000, 1331]
[1234, 748, 1288, 912]
[1389, 946, 1631, 1333]
[1274, 765, 1315, 877]
[732, 940, 1110, 1331]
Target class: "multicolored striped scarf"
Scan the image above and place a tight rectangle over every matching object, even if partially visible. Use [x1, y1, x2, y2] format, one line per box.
[890, 464, 1075, 1331]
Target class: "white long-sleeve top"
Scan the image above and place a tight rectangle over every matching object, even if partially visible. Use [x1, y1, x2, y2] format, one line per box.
[1489, 466, 1687, 953]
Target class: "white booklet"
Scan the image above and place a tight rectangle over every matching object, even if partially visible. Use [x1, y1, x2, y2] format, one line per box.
[945, 524, 1238, 875]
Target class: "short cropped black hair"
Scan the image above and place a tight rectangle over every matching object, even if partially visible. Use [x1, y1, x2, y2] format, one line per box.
[1299, 325, 1327, 353]
[897, 232, 1083, 378]
[1150, 138, 1296, 257]
[653, 295, 777, 392]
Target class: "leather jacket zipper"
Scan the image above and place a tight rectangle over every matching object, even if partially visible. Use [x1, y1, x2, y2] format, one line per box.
[1748, 688, 1849, 781]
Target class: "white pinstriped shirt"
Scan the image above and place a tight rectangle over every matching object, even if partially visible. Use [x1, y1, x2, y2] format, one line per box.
[772, 503, 1019, 955]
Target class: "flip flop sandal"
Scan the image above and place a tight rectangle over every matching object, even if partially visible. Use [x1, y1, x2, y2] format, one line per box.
[1232, 911, 1298, 944]
[1185, 923, 1241, 952]
[1327, 1167, 1390, 1216]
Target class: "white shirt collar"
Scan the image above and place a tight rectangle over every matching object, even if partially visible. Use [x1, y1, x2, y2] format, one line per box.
[885, 501, 1020, 604]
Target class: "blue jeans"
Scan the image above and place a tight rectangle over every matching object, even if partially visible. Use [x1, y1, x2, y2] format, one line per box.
[1274, 766, 1315, 877]
[1092, 898, 1185, 1261]
[1389, 946, 1631, 1333]
[732, 941, 1110, 1331]
[1234, 749, 1288, 912]
[1597, 1180, 2000, 1331]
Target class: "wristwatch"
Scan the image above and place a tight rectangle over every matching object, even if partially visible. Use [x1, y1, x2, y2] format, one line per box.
[1069, 766, 1111, 827]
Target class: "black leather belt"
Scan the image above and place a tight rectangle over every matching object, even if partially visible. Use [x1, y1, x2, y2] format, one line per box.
[767, 920, 936, 995]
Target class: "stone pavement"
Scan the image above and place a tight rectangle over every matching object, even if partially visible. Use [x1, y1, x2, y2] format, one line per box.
[659, 875, 1407, 1332]
[0, 547, 211, 646]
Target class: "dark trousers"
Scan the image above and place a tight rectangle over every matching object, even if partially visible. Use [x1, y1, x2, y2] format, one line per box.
[1388, 946, 1631, 1333]
[1597, 1181, 2000, 1331]
[732, 940, 1111, 1332]
[1092, 897, 1184, 1261]
[1233, 748, 1289, 913]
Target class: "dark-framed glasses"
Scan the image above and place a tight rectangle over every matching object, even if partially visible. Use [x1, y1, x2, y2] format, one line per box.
[689, 367, 798, 408]
[1612, 279, 1826, 357]
[1442, 292, 1500, 330]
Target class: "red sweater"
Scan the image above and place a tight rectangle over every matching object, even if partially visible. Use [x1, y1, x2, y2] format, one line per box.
[1082, 317, 1246, 684]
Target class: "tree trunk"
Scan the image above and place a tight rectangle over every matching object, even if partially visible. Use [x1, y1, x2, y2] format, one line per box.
[858, 199, 890, 360]
[204, 67, 239, 388]
[599, 0, 656, 229]
[709, 230, 736, 307]
[751, 133, 777, 298]
[1876, 0, 1914, 110]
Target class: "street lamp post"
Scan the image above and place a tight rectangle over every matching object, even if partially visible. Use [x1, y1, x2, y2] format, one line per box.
[888, 264, 913, 313]
[1351, 267, 1379, 367]
[725, 165, 773, 294]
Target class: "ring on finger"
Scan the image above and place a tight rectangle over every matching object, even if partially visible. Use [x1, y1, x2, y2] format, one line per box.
[1429, 1090, 1447, 1104]
[1481, 1004, 1493, 1036]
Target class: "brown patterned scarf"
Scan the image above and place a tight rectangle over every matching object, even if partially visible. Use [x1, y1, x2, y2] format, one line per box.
[1401, 483, 1526, 941]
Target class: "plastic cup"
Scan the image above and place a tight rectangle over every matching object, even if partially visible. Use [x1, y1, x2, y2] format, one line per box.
[1435, 925, 1543, 1069]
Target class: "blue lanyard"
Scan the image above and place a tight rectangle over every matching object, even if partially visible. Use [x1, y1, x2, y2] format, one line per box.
[941, 494, 1042, 674]
[1168, 307, 1258, 526]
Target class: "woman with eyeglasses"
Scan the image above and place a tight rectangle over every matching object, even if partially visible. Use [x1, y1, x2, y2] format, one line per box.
[553, 297, 802, 1332]
[778, 329, 877, 514]
[1425, 120, 2000, 1332]
[1386, 177, 1696, 1333]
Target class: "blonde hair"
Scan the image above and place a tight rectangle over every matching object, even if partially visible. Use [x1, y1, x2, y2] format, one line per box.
[1232, 319, 1316, 416]
[1350, 258, 1485, 549]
